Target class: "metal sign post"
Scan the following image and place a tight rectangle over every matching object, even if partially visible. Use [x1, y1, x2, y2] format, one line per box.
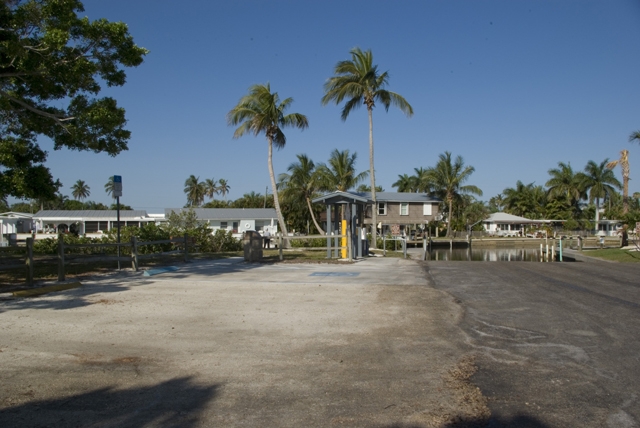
[113, 176, 123, 270]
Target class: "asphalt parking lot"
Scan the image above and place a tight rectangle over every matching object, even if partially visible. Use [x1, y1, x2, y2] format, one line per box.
[0, 257, 485, 427]
[422, 258, 640, 428]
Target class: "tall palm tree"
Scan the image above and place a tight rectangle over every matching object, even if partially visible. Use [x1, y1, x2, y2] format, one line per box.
[579, 159, 621, 226]
[104, 176, 115, 199]
[71, 180, 90, 201]
[488, 193, 505, 213]
[322, 47, 413, 248]
[184, 175, 205, 207]
[607, 150, 631, 214]
[426, 152, 482, 236]
[227, 83, 308, 237]
[545, 162, 585, 216]
[217, 179, 230, 201]
[278, 154, 324, 234]
[204, 178, 218, 201]
[317, 149, 368, 193]
[503, 181, 547, 218]
[629, 130, 640, 145]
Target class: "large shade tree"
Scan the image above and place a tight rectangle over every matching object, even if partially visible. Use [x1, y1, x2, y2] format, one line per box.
[0, 0, 147, 202]
[426, 152, 482, 236]
[227, 83, 308, 237]
[278, 154, 324, 234]
[322, 47, 413, 248]
[71, 179, 90, 201]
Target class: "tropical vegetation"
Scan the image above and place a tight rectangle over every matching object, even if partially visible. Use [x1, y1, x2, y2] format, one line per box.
[322, 47, 413, 248]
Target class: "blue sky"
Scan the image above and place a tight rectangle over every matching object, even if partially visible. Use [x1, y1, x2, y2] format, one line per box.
[34, 0, 640, 212]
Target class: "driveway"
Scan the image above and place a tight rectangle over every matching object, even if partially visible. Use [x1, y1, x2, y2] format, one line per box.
[422, 259, 640, 427]
[1, 257, 485, 427]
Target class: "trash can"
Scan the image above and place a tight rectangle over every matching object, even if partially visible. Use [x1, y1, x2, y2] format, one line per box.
[243, 230, 263, 261]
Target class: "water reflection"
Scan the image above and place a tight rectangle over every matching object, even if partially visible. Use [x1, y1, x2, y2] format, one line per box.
[426, 247, 545, 262]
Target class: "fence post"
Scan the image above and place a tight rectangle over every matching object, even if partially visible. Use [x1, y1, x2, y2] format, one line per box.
[383, 235, 386, 257]
[183, 233, 189, 262]
[403, 238, 407, 259]
[131, 235, 139, 271]
[279, 233, 283, 261]
[58, 234, 65, 282]
[26, 237, 34, 286]
[422, 237, 427, 261]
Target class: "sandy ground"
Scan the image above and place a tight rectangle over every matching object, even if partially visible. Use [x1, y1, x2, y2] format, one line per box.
[0, 257, 487, 427]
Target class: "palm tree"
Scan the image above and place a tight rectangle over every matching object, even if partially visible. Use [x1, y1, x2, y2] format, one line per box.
[502, 182, 546, 218]
[356, 184, 383, 192]
[227, 83, 308, 237]
[607, 150, 631, 214]
[545, 162, 585, 217]
[579, 159, 621, 226]
[488, 193, 505, 213]
[204, 178, 218, 201]
[412, 167, 431, 193]
[71, 180, 90, 201]
[322, 47, 413, 248]
[426, 152, 482, 236]
[629, 130, 640, 145]
[278, 154, 325, 234]
[104, 176, 115, 199]
[184, 175, 205, 207]
[217, 179, 230, 201]
[392, 174, 415, 192]
[317, 149, 368, 193]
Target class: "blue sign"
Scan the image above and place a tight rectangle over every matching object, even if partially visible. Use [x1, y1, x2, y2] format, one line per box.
[113, 175, 122, 183]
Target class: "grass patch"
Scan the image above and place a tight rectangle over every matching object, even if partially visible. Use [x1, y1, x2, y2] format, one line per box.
[584, 248, 640, 263]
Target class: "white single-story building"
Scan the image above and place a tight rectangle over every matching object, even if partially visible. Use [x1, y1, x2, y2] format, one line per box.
[33, 210, 156, 235]
[165, 208, 278, 237]
[483, 212, 547, 236]
[1, 212, 35, 245]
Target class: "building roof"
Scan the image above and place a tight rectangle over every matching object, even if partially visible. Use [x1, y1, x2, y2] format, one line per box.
[0, 211, 35, 219]
[313, 191, 440, 204]
[312, 191, 369, 205]
[485, 212, 540, 223]
[34, 210, 152, 220]
[164, 208, 277, 220]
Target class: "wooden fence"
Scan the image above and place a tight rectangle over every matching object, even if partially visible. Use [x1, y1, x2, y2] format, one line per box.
[0, 234, 193, 285]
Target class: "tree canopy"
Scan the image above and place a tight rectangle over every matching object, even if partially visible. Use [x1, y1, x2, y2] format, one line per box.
[0, 0, 148, 201]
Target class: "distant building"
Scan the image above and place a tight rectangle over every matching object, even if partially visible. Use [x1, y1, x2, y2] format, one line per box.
[0, 212, 35, 245]
[165, 208, 278, 236]
[33, 210, 156, 235]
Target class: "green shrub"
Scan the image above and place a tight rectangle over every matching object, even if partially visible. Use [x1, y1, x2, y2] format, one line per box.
[290, 237, 327, 248]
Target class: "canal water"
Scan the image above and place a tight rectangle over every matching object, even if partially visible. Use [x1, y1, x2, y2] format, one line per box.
[423, 247, 554, 262]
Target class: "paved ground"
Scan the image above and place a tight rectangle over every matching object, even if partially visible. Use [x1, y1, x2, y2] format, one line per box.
[0, 257, 486, 427]
[422, 258, 640, 428]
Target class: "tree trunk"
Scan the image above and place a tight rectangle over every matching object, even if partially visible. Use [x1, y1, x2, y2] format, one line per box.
[447, 196, 453, 237]
[306, 197, 324, 235]
[368, 107, 377, 249]
[595, 197, 600, 229]
[268, 138, 289, 238]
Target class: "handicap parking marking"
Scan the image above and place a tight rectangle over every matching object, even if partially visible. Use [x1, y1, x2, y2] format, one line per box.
[309, 272, 360, 277]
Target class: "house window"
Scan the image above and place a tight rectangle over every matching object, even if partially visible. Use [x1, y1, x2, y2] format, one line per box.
[232, 221, 239, 233]
[400, 203, 409, 216]
[378, 202, 387, 215]
[220, 222, 227, 229]
[423, 203, 432, 216]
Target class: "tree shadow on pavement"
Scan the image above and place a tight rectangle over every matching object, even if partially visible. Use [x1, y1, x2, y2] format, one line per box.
[0, 376, 219, 428]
